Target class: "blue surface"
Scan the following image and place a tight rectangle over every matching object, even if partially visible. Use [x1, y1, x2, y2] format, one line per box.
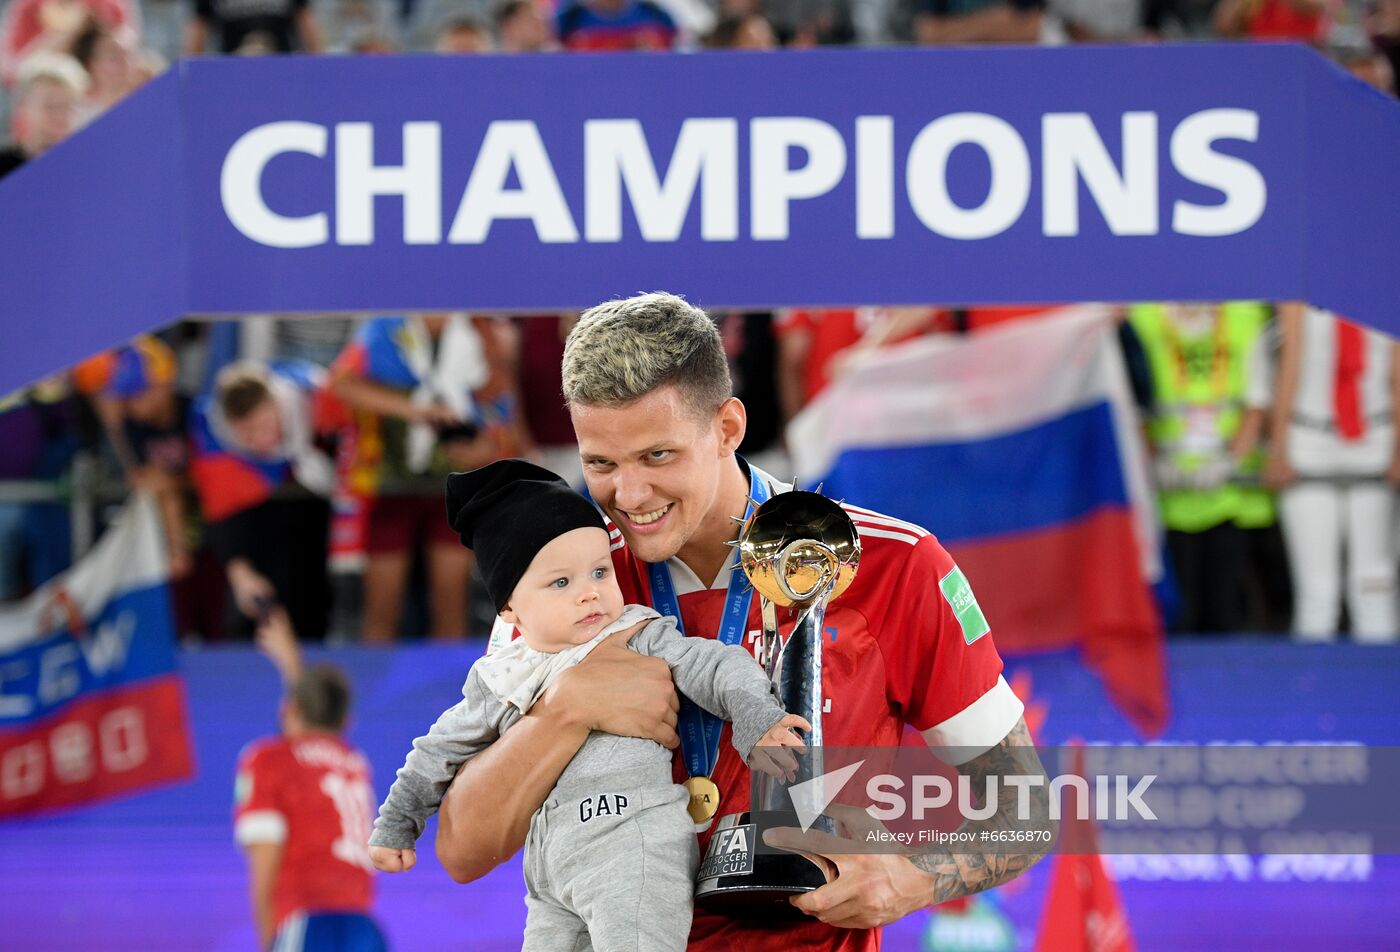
[1, 640, 1398, 950]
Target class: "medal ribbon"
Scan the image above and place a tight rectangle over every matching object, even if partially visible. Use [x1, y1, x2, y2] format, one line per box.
[647, 461, 769, 780]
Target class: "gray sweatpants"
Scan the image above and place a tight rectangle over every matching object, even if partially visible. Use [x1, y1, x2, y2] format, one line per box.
[521, 765, 699, 952]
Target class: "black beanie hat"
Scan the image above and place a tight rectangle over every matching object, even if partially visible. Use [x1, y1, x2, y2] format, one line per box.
[445, 459, 607, 611]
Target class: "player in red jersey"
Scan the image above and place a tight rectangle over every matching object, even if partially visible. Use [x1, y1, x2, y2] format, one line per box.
[234, 608, 386, 952]
[437, 293, 1053, 949]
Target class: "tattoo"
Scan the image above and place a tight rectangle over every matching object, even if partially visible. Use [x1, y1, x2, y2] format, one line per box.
[909, 717, 1057, 902]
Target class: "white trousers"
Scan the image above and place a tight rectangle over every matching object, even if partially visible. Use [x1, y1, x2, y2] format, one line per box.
[1280, 481, 1397, 641]
[1281, 424, 1399, 642]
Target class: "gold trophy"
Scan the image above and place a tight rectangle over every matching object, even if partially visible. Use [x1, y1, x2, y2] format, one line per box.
[694, 489, 860, 919]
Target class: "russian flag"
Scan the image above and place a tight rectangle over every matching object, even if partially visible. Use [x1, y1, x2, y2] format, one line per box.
[789, 307, 1168, 737]
[0, 495, 195, 816]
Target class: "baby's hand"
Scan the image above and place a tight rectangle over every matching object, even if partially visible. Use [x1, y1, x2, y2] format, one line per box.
[747, 714, 811, 783]
[369, 845, 417, 873]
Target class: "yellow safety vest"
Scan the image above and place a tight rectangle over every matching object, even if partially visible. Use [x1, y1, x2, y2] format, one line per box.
[1129, 302, 1274, 532]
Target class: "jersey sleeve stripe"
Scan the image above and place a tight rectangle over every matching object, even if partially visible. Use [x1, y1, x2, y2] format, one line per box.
[235, 809, 289, 845]
[919, 676, 1026, 764]
[855, 525, 924, 546]
[851, 515, 928, 537]
[843, 505, 930, 537]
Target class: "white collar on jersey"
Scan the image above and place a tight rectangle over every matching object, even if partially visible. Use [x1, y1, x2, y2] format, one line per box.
[661, 462, 792, 597]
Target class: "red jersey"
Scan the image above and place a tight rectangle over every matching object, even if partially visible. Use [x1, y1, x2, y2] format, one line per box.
[776, 308, 952, 405]
[233, 733, 376, 929]
[602, 484, 1024, 951]
[1244, 0, 1321, 41]
[775, 308, 875, 405]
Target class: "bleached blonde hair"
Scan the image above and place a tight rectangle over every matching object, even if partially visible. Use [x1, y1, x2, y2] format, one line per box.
[562, 292, 731, 417]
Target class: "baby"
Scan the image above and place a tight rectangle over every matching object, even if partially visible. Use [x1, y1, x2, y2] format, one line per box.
[368, 459, 807, 951]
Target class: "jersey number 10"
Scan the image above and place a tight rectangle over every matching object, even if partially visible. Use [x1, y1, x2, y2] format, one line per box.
[321, 772, 375, 871]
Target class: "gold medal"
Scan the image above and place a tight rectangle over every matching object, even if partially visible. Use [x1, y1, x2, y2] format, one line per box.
[684, 776, 721, 824]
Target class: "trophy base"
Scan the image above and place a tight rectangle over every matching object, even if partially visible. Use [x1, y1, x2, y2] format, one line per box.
[693, 811, 831, 922]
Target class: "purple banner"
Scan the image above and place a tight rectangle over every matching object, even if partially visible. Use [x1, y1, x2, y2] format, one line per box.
[2, 45, 1399, 393]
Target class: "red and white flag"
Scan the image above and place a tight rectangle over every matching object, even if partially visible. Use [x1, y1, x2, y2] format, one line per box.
[1034, 748, 1134, 952]
[0, 495, 194, 817]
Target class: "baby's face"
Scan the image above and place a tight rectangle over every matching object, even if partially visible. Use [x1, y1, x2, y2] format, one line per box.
[502, 527, 625, 652]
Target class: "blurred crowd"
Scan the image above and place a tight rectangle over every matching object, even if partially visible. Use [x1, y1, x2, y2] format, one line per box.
[0, 0, 1395, 171]
[1, 0, 1399, 644]
[3, 302, 1400, 645]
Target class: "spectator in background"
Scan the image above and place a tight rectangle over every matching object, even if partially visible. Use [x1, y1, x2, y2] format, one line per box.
[73, 336, 193, 580]
[0, 376, 81, 602]
[349, 34, 398, 52]
[1212, 0, 1323, 42]
[234, 607, 384, 952]
[704, 11, 777, 45]
[190, 359, 339, 641]
[435, 15, 491, 51]
[915, 0, 1044, 43]
[186, 0, 323, 54]
[514, 314, 582, 485]
[0, 0, 137, 86]
[67, 16, 135, 123]
[1338, 43, 1397, 95]
[0, 51, 84, 179]
[774, 306, 949, 425]
[232, 314, 357, 370]
[1129, 302, 1274, 633]
[1376, 0, 1400, 92]
[495, 0, 555, 50]
[556, 0, 677, 50]
[1139, 0, 1217, 38]
[330, 314, 524, 641]
[1043, 0, 1143, 41]
[1255, 302, 1400, 642]
[131, 43, 164, 83]
[716, 310, 785, 468]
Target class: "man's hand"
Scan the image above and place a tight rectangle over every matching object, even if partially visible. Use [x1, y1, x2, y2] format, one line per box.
[1263, 450, 1298, 490]
[415, 401, 464, 428]
[763, 804, 934, 929]
[434, 627, 674, 883]
[1385, 453, 1400, 488]
[369, 845, 417, 873]
[228, 559, 277, 620]
[539, 630, 680, 747]
[762, 718, 1054, 927]
[254, 608, 303, 686]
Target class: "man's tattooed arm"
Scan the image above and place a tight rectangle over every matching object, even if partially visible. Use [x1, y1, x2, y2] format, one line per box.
[908, 717, 1058, 902]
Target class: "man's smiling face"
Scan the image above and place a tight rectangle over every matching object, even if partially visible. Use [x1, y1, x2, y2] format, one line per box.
[572, 385, 727, 566]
